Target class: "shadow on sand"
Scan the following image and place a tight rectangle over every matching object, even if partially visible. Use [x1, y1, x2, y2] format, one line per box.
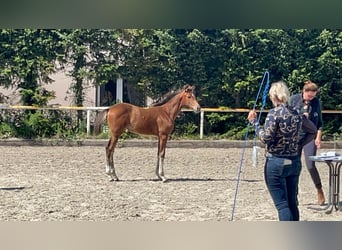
[0, 186, 32, 191]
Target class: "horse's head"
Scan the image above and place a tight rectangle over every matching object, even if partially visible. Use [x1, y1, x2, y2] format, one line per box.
[181, 84, 201, 113]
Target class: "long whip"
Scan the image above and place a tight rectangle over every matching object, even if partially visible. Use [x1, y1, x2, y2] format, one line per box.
[230, 71, 270, 221]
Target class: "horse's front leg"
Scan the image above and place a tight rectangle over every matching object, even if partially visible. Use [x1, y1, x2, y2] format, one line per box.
[105, 136, 119, 181]
[155, 156, 165, 182]
[156, 135, 168, 182]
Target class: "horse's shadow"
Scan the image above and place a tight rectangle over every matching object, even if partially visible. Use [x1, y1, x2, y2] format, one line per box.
[227, 178, 263, 183]
[0, 186, 31, 191]
[113, 177, 263, 183]
[164, 177, 227, 182]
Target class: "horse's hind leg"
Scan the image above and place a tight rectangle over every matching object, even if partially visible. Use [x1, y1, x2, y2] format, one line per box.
[105, 136, 119, 181]
[156, 135, 168, 182]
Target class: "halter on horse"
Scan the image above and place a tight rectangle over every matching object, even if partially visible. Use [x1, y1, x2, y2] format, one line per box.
[94, 84, 201, 182]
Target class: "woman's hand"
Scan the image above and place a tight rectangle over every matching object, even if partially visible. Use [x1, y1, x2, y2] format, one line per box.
[247, 110, 257, 123]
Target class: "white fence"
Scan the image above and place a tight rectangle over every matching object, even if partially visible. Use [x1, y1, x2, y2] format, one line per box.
[1, 105, 342, 139]
[0, 105, 108, 136]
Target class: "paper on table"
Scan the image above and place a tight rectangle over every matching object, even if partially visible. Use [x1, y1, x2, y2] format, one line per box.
[320, 151, 341, 157]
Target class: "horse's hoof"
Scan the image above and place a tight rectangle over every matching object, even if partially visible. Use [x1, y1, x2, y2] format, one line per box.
[108, 177, 119, 182]
[156, 175, 168, 182]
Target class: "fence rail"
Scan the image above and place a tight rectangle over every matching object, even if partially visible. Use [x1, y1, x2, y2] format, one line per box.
[1, 105, 342, 138]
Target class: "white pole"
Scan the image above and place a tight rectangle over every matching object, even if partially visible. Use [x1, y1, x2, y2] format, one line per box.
[116, 77, 123, 103]
[96, 85, 101, 106]
[200, 110, 204, 139]
[86, 109, 91, 135]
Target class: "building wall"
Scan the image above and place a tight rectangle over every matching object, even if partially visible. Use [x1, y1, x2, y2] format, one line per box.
[0, 71, 96, 107]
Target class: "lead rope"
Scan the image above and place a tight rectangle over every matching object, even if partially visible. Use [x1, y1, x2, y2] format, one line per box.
[230, 71, 270, 221]
[252, 71, 270, 167]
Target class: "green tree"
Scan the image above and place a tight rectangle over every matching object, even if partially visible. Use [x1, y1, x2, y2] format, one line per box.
[1, 29, 342, 138]
[313, 29, 342, 110]
[0, 29, 66, 106]
[113, 29, 179, 104]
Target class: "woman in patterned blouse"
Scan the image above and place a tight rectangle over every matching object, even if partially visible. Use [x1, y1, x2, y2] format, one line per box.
[248, 81, 317, 221]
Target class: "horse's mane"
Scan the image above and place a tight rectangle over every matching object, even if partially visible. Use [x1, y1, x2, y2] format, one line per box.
[150, 87, 183, 107]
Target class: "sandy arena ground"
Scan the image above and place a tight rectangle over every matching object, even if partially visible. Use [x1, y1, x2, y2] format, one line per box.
[0, 143, 341, 221]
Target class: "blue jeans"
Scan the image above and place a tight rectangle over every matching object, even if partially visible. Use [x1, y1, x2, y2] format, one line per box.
[264, 155, 301, 221]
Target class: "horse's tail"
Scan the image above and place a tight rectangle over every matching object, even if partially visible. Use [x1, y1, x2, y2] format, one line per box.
[93, 108, 109, 136]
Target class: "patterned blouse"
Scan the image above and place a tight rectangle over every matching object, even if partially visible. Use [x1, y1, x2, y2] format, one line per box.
[255, 104, 302, 157]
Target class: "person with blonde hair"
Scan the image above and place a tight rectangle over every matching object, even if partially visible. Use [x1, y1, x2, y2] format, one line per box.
[248, 81, 317, 221]
[289, 80, 325, 205]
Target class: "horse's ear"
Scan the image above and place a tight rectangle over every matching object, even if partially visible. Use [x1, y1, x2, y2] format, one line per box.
[183, 84, 193, 93]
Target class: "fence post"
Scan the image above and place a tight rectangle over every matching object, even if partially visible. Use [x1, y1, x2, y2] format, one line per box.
[86, 109, 91, 135]
[200, 110, 204, 139]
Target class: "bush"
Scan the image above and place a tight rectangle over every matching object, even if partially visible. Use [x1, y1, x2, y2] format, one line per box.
[0, 109, 87, 139]
[0, 123, 15, 138]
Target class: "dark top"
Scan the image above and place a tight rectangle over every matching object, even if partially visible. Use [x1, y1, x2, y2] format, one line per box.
[254, 104, 317, 157]
[289, 93, 323, 131]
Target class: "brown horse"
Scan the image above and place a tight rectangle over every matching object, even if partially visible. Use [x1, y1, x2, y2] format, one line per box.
[95, 84, 201, 182]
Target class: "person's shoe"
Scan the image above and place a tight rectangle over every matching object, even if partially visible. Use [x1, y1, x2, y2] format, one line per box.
[317, 188, 325, 206]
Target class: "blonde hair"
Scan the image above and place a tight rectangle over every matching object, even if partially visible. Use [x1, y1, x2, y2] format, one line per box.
[303, 80, 319, 92]
[269, 81, 290, 104]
